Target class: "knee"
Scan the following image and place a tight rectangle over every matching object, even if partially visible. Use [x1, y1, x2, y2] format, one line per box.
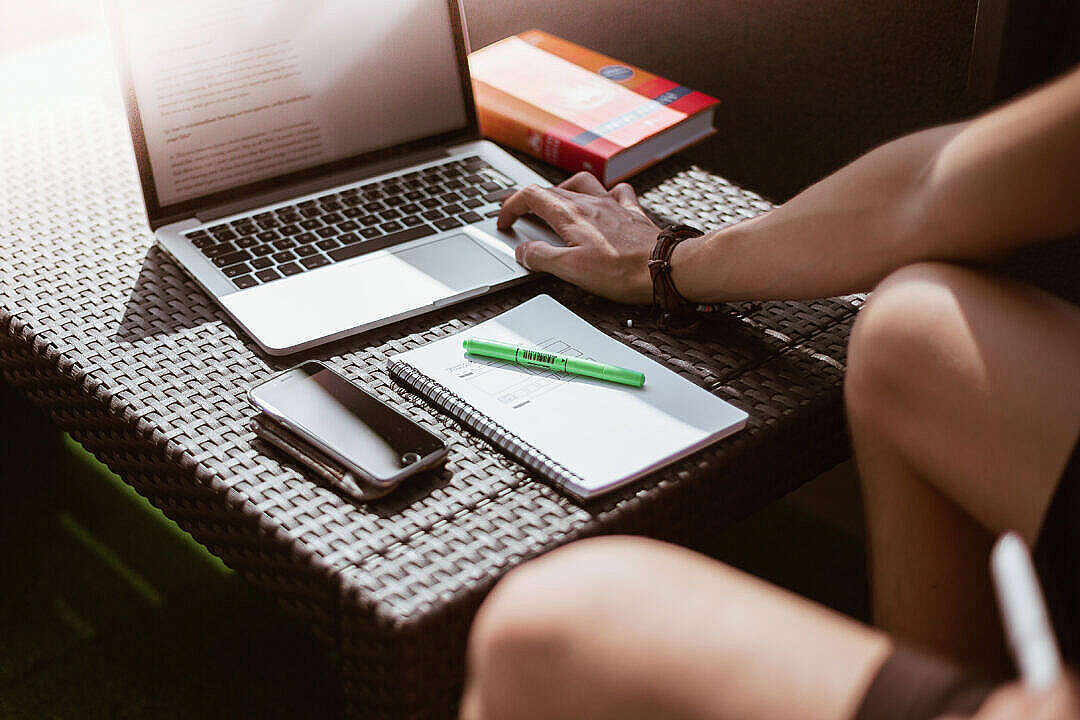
[844, 262, 976, 431]
[464, 536, 663, 718]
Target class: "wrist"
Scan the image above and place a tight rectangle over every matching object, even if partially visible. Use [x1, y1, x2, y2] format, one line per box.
[668, 231, 717, 304]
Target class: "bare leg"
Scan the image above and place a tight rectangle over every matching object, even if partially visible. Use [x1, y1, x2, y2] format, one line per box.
[461, 536, 891, 720]
[847, 261, 1080, 671]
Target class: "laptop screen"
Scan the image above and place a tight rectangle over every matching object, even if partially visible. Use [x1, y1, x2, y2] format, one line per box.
[114, 0, 475, 224]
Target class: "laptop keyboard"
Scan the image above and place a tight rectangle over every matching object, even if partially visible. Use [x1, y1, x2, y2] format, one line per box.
[183, 156, 520, 290]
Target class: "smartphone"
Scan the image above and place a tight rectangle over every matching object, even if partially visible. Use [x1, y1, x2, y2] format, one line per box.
[247, 361, 447, 491]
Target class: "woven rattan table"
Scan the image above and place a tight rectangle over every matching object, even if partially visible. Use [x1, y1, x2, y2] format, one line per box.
[1, 35, 862, 718]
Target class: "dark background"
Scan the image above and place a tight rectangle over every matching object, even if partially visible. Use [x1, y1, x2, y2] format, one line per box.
[464, 0, 1080, 201]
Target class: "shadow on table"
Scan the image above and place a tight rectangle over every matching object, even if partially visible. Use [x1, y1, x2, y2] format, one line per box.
[113, 246, 229, 345]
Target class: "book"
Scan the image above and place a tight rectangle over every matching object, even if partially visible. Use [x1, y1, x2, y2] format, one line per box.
[387, 295, 747, 501]
[468, 30, 720, 186]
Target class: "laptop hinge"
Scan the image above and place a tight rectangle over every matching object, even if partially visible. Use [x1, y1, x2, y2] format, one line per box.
[195, 147, 450, 223]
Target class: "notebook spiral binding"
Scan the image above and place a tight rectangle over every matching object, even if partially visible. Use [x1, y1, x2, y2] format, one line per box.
[387, 358, 586, 498]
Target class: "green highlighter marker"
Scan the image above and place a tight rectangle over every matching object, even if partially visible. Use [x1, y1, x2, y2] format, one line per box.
[462, 338, 645, 388]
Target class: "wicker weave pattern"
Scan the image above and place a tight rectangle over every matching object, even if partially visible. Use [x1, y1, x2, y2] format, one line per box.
[1, 36, 861, 718]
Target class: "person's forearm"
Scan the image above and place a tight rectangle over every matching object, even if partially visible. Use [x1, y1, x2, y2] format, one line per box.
[672, 64, 1080, 303]
[671, 122, 964, 301]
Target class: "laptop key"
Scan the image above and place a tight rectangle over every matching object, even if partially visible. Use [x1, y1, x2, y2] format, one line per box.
[485, 209, 501, 218]
[236, 236, 259, 248]
[381, 220, 404, 233]
[256, 230, 279, 242]
[384, 196, 405, 207]
[316, 238, 340, 251]
[360, 227, 381, 239]
[421, 209, 444, 221]
[321, 201, 343, 212]
[322, 212, 345, 224]
[203, 242, 237, 257]
[214, 249, 253, 267]
[280, 224, 302, 236]
[256, 268, 282, 282]
[459, 211, 483, 224]
[188, 233, 215, 249]
[278, 262, 303, 276]
[420, 197, 440, 209]
[328, 224, 437, 263]
[338, 220, 359, 232]
[463, 198, 483, 209]
[404, 190, 424, 201]
[442, 202, 464, 215]
[339, 233, 361, 246]
[439, 192, 462, 204]
[460, 186, 481, 198]
[251, 256, 274, 270]
[381, 208, 402, 221]
[296, 232, 317, 244]
[273, 250, 297, 263]
[222, 262, 251, 277]
[433, 217, 463, 231]
[295, 245, 319, 257]
[251, 244, 275, 257]
[272, 238, 297, 250]
[483, 188, 516, 203]
[232, 275, 259, 289]
[445, 179, 465, 190]
[300, 206, 321, 218]
[315, 226, 337, 238]
[358, 214, 379, 227]
[402, 215, 425, 227]
[362, 201, 384, 213]
[301, 254, 331, 270]
[300, 218, 322, 230]
[342, 207, 363, 218]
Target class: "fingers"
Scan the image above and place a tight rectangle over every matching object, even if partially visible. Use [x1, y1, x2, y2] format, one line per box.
[497, 185, 574, 231]
[609, 182, 645, 214]
[558, 171, 606, 196]
[515, 239, 574, 275]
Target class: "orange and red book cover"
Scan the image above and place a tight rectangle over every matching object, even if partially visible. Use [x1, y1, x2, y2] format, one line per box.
[468, 30, 719, 185]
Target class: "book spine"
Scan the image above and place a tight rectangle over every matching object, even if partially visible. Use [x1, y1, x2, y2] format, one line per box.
[472, 80, 610, 179]
[387, 359, 583, 494]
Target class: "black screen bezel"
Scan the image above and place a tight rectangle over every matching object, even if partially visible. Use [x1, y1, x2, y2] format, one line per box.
[109, 0, 480, 229]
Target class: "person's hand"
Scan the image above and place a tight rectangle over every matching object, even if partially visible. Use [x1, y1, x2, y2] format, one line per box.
[498, 172, 661, 304]
[940, 676, 1080, 720]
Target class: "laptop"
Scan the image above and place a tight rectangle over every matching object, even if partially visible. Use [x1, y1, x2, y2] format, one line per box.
[110, 0, 559, 355]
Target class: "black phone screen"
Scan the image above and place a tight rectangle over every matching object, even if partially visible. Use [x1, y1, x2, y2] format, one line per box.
[250, 362, 444, 481]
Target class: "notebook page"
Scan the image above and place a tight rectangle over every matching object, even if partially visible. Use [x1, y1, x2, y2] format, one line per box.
[393, 295, 747, 494]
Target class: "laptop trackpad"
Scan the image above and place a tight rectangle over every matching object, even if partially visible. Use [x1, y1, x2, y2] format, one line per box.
[393, 233, 515, 291]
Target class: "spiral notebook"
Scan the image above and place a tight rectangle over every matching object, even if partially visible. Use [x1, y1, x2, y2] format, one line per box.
[387, 295, 748, 500]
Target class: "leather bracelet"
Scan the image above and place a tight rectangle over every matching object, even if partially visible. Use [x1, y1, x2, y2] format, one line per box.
[648, 224, 705, 327]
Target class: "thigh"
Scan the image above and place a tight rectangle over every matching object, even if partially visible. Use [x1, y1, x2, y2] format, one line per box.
[463, 536, 890, 720]
[855, 262, 1080, 542]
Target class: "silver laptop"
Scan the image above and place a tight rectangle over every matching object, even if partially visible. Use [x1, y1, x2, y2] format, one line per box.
[111, 0, 558, 355]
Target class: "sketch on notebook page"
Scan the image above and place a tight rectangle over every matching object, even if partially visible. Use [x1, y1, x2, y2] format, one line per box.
[445, 338, 591, 409]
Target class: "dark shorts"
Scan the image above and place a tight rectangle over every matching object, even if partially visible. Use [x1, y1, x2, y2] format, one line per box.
[854, 438, 1080, 720]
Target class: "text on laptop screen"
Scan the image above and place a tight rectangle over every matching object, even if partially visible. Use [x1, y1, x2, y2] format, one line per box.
[118, 0, 470, 207]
